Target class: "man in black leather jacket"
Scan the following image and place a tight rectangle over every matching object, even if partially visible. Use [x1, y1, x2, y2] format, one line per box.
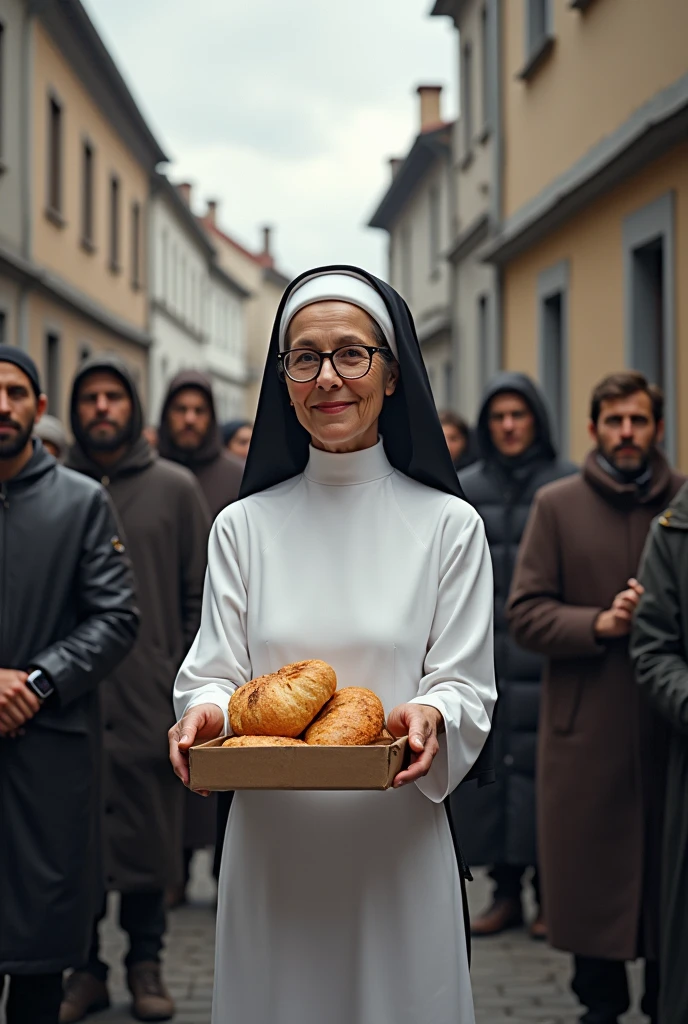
[0, 347, 139, 1024]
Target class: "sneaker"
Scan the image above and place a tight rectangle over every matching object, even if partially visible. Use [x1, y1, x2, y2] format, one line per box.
[59, 971, 110, 1023]
[127, 962, 175, 1021]
[471, 896, 523, 936]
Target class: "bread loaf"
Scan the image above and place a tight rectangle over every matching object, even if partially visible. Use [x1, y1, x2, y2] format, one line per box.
[222, 735, 307, 747]
[304, 687, 385, 746]
[229, 660, 337, 738]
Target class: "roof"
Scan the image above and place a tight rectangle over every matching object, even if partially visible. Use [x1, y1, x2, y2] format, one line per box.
[152, 174, 215, 259]
[39, 0, 167, 167]
[201, 219, 290, 287]
[209, 261, 252, 300]
[367, 124, 453, 231]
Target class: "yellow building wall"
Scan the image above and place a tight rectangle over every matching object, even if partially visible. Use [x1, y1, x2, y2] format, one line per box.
[502, 144, 688, 467]
[503, 0, 688, 218]
[32, 22, 148, 331]
[28, 293, 149, 427]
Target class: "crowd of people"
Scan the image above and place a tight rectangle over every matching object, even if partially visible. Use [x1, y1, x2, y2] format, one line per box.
[0, 302, 687, 1024]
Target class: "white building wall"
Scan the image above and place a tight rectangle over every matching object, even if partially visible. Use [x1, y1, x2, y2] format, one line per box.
[205, 271, 248, 422]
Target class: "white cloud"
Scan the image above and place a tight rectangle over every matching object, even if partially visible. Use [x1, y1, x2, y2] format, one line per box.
[83, 0, 457, 277]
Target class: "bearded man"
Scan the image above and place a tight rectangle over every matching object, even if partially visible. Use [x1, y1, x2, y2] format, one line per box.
[0, 347, 138, 1024]
[61, 355, 210, 1024]
[157, 371, 243, 902]
[507, 371, 684, 1024]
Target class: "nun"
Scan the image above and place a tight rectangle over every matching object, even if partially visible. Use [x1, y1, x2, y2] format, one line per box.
[170, 267, 496, 1024]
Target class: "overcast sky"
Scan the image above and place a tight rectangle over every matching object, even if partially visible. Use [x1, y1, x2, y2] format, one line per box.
[83, 0, 457, 280]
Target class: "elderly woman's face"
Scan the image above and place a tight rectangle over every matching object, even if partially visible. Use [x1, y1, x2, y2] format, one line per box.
[285, 301, 399, 454]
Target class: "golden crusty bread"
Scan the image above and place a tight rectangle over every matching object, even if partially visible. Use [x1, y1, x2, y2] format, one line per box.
[229, 660, 337, 738]
[222, 735, 306, 747]
[304, 687, 385, 746]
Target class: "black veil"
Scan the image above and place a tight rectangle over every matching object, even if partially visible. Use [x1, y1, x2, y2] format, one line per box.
[240, 265, 466, 502]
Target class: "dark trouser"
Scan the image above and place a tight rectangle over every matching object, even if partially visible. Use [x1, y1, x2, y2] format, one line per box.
[490, 863, 541, 906]
[572, 956, 659, 1024]
[84, 891, 166, 982]
[0, 972, 64, 1024]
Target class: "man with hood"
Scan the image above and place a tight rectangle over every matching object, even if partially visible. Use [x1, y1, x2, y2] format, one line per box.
[157, 370, 243, 902]
[453, 372, 576, 939]
[508, 371, 683, 1023]
[0, 346, 138, 1024]
[61, 355, 210, 1024]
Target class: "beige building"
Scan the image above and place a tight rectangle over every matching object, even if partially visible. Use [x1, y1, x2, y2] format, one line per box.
[431, 0, 501, 419]
[368, 87, 455, 408]
[199, 205, 289, 416]
[486, 0, 688, 465]
[0, 0, 165, 424]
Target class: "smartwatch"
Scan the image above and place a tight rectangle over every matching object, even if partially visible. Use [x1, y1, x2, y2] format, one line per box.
[26, 669, 55, 701]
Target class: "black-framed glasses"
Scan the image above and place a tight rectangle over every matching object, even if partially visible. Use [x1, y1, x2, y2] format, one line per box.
[278, 345, 390, 383]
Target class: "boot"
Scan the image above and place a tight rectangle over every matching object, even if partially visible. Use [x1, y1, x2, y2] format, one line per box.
[471, 896, 523, 936]
[59, 971, 110, 1023]
[529, 910, 547, 941]
[127, 962, 175, 1021]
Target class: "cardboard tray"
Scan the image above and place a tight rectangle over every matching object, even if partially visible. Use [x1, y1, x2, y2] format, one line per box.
[189, 736, 409, 791]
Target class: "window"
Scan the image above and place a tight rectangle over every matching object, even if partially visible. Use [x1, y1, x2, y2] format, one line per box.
[443, 361, 453, 408]
[623, 192, 676, 461]
[477, 293, 490, 388]
[538, 261, 569, 454]
[429, 186, 441, 276]
[480, 6, 491, 135]
[81, 141, 95, 248]
[109, 175, 120, 272]
[47, 94, 63, 217]
[520, 0, 554, 77]
[79, 343, 91, 363]
[0, 23, 5, 164]
[400, 225, 412, 304]
[161, 229, 168, 301]
[461, 43, 473, 154]
[44, 331, 61, 416]
[0, 309, 6, 344]
[131, 201, 141, 289]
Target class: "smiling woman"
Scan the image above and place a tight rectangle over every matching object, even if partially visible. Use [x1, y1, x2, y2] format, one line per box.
[170, 266, 496, 1024]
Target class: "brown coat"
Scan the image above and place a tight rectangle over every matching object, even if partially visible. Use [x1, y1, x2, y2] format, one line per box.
[67, 355, 211, 892]
[507, 449, 683, 960]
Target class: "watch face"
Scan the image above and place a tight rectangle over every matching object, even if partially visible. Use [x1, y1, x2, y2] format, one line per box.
[28, 670, 53, 699]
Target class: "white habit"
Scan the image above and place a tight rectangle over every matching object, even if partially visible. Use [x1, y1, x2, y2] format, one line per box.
[174, 441, 496, 1024]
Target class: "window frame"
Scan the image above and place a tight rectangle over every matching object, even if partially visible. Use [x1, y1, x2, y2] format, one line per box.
[537, 260, 569, 456]
[0, 21, 6, 169]
[480, 5, 492, 140]
[519, 0, 555, 81]
[428, 185, 441, 280]
[46, 89, 65, 224]
[81, 137, 96, 251]
[461, 40, 474, 163]
[44, 327, 62, 418]
[131, 200, 142, 290]
[108, 173, 121, 274]
[622, 191, 676, 463]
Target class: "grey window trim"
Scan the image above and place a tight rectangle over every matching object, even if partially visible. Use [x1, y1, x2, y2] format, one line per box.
[537, 259, 569, 456]
[81, 134, 96, 251]
[46, 87, 65, 223]
[519, 0, 555, 81]
[622, 191, 676, 462]
[0, 21, 5, 166]
[461, 40, 474, 158]
[43, 324, 62, 417]
[0, 304, 8, 345]
[480, 4, 491, 137]
[108, 172, 121, 273]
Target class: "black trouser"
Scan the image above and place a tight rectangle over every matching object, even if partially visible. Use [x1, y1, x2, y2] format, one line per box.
[83, 891, 166, 981]
[572, 956, 659, 1024]
[489, 863, 541, 906]
[0, 972, 64, 1024]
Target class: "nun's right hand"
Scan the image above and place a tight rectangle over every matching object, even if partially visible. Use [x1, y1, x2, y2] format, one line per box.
[169, 703, 225, 794]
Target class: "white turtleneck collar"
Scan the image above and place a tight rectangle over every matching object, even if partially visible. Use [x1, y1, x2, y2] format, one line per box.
[304, 439, 394, 486]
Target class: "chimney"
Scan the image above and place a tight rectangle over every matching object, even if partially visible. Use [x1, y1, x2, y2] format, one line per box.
[260, 225, 275, 268]
[389, 157, 404, 179]
[206, 199, 218, 226]
[176, 181, 192, 205]
[416, 84, 443, 132]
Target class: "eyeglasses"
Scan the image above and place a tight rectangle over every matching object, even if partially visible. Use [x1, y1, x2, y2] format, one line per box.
[278, 345, 390, 383]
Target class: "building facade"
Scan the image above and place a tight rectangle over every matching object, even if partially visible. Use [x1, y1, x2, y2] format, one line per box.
[368, 87, 455, 409]
[148, 177, 249, 424]
[199, 206, 289, 417]
[431, 0, 502, 421]
[486, 0, 688, 464]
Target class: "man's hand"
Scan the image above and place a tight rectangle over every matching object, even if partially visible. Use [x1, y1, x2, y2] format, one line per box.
[168, 703, 226, 797]
[387, 702, 444, 789]
[0, 670, 41, 736]
[594, 578, 645, 639]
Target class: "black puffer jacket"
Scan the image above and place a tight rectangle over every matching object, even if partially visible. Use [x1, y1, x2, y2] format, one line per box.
[451, 373, 577, 866]
[0, 442, 139, 973]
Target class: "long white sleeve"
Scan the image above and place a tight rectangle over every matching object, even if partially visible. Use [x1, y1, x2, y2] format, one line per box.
[174, 506, 252, 732]
[410, 504, 496, 802]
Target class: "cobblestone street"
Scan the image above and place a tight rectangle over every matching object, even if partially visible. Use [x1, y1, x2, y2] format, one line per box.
[81, 857, 649, 1024]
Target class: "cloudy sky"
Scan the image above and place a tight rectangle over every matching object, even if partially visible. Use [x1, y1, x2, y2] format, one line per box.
[83, 0, 457, 280]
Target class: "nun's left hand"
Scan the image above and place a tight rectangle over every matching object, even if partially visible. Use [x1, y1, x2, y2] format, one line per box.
[387, 703, 445, 788]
